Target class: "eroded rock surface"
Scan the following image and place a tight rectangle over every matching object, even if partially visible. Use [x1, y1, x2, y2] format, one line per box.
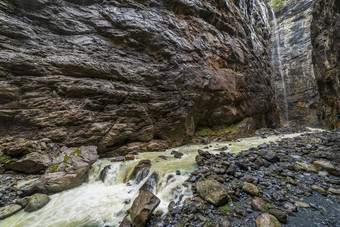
[0, 0, 278, 156]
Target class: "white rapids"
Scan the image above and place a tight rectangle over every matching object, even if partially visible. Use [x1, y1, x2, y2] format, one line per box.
[0, 129, 323, 227]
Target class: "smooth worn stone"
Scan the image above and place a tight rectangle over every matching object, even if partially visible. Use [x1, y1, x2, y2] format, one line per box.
[242, 182, 259, 196]
[313, 160, 339, 176]
[283, 202, 297, 212]
[111, 156, 125, 162]
[24, 193, 50, 212]
[129, 190, 160, 227]
[294, 162, 317, 173]
[328, 188, 340, 195]
[196, 180, 228, 206]
[255, 213, 281, 227]
[294, 201, 311, 208]
[0, 204, 22, 219]
[251, 197, 267, 212]
[311, 185, 327, 196]
[125, 154, 135, 161]
[268, 208, 287, 224]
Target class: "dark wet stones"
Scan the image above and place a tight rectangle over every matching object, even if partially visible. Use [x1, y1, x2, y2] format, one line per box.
[311, 185, 327, 196]
[258, 150, 279, 162]
[251, 197, 267, 212]
[130, 160, 151, 184]
[140, 171, 158, 193]
[268, 208, 287, 224]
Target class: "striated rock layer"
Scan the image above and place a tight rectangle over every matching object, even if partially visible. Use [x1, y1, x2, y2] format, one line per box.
[0, 0, 278, 156]
[311, 0, 340, 129]
[271, 0, 320, 125]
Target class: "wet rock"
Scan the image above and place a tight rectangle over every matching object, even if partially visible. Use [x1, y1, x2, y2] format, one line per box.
[7, 152, 51, 173]
[258, 150, 278, 162]
[35, 146, 98, 193]
[268, 209, 287, 224]
[251, 197, 267, 212]
[294, 202, 311, 208]
[311, 185, 327, 196]
[313, 160, 339, 176]
[328, 188, 340, 195]
[171, 151, 183, 159]
[0, 204, 22, 219]
[119, 216, 132, 227]
[24, 193, 50, 212]
[155, 210, 163, 216]
[242, 182, 259, 196]
[294, 162, 317, 173]
[140, 171, 158, 193]
[195, 155, 204, 165]
[130, 160, 151, 184]
[111, 156, 125, 162]
[129, 190, 160, 227]
[283, 202, 297, 212]
[125, 154, 135, 161]
[196, 179, 228, 206]
[99, 165, 111, 182]
[255, 213, 281, 227]
[226, 164, 236, 175]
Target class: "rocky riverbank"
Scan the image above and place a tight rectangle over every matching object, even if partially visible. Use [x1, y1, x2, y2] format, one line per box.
[149, 129, 340, 227]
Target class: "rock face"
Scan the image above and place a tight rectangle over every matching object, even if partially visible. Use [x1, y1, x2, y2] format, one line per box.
[271, 0, 320, 125]
[311, 0, 340, 129]
[0, 0, 279, 156]
[129, 190, 160, 227]
[34, 146, 98, 193]
[196, 179, 228, 206]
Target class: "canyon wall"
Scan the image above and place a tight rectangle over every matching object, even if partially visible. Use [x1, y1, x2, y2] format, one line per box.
[0, 0, 279, 156]
[311, 0, 340, 129]
[271, 0, 320, 125]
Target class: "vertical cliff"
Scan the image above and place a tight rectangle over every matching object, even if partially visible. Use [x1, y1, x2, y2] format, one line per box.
[271, 0, 320, 125]
[0, 0, 278, 155]
[311, 0, 340, 129]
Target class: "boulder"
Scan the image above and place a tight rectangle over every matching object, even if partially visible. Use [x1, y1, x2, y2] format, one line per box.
[196, 179, 228, 206]
[140, 171, 158, 193]
[7, 152, 51, 173]
[294, 162, 317, 173]
[125, 154, 135, 161]
[256, 213, 281, 227]
[258, 150, 278, 162]
[251, 197, 267, 212]
[313, 160, 339, 176]
[24, 193, 50, 212]
[130, 160, 151, 184]
[268, 209, 287, 224]
[0, 204, 22, 219]
[242, 182, 259, 196]
[119, 216, 133, 227]
[99, 165, 111, 182]
[129, 190, 160, 227]
[34, 146, 98, 193]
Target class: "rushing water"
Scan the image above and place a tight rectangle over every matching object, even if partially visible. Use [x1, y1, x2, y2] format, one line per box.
[0, 131, 320, 227]
[271, 9, 289, 122]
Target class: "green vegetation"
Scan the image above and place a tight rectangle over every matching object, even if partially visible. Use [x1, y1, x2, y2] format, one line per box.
[70, 148, 82, 156]
[182, 91, 201, 97]
[220, 204, 232, 215]
[236, 204, 242, 209]
[268, 0, 288, 9]
[205, 220, 211, 227]
[48, 163, 59, 172]
[197, 119, 247, 136]
[231, 180, 238, 186]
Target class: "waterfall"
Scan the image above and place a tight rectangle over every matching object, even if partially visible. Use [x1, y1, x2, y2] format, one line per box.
[271, 9, 289, 122]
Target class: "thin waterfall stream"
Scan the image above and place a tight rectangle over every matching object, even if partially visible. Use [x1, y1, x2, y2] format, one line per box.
[0, 130, 320, 227]
[271, 9, 289, 122]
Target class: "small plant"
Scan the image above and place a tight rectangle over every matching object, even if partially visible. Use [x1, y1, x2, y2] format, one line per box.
[48, 163, 59, 172]
[220, 204, 232, 215]
[236, 204, 242, 209]
[70, 148, 82, 156]
[231, 180, 238, 185]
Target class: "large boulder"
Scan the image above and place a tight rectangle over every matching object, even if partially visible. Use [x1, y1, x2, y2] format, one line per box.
[129, 190, 160, 227]
[196, 179, 228, 206]
[0, 204, 22, 219]
[130, 160, 151, 184]
[24, 193, 50, 212]
[7, 152, 51, 173]
[34, 146, 98, 193]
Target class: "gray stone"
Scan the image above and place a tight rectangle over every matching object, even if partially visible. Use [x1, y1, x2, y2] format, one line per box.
[0, 204, 22, 219]
[196, 179, 229, 206]
[242, 182, 259, 196]
[24, 193, 50, 212]
[255, 213, 281, 227]
[251, 197, 267, 212]
[313, 160, 339, 176]
[311, 185, 327, 196]
[294, 162, 317, 173]
[268, 209, 287, 224]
